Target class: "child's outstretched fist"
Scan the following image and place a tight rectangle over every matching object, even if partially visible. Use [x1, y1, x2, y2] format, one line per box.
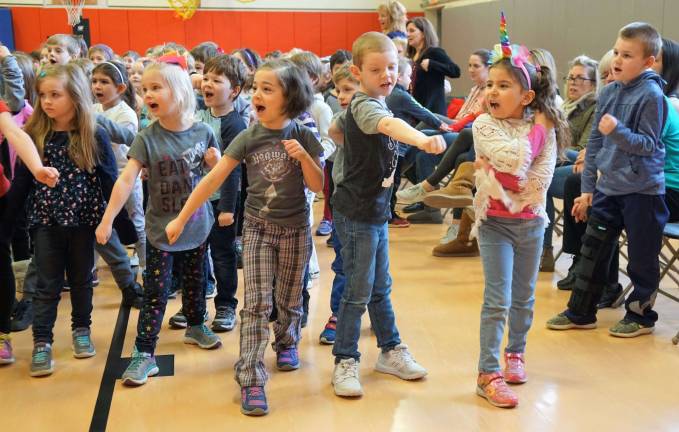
[419, 134, 446, 154]
[282, 139, 310, 162]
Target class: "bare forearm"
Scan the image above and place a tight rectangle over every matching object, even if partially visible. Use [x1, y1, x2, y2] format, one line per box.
[377, 117, 425, 148]
[301, 156, 324, 193]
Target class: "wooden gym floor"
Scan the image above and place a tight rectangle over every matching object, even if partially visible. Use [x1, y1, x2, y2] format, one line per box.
[5, 201, 679, 431]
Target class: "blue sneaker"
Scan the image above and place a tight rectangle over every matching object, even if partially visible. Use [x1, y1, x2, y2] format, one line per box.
[316, 219, 333, 236]
[319, 315, 337, 345]
[241, 386, 269, 416]
[276, 347, 300, 371]
[205, 281, 216, 299]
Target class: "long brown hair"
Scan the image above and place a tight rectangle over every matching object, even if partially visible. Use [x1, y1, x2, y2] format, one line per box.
[490, 58, 571, 153]
[405, 17, 439, 60]
[25, 63, 99, 172]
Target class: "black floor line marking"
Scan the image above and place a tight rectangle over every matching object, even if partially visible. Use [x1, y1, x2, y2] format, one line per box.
[90, 305, 174, 432]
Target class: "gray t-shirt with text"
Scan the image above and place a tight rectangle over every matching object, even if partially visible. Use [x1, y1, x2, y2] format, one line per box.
[224, 121, 323, 227]
[127, 121, 217, 251]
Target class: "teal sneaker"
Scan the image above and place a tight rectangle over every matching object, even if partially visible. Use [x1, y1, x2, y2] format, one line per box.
[608, 319, 654, 338]
[122, 348, 159, 386]
[184, 324, 221, 349]
[72, 327, 96, 358]
[30, 343, 54, 377]
[546, 312, 596, 330]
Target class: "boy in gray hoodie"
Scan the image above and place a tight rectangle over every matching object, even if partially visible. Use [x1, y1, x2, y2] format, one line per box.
[547, 22, 669, 337]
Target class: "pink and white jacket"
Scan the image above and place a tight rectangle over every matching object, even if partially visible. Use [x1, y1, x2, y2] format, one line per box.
[471, 113, 556, 237]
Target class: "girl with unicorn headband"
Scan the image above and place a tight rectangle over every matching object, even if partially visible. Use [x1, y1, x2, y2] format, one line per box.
[473, 12, 569, 408]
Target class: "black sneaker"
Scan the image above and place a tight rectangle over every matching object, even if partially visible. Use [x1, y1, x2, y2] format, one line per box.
[212, 306, 237, 332]
[122, 282, 144, 309]
[169, 308, 209, 329]
[11, 298, 33, 332]
[557, 256, 579, 290]
[597, 283, 623, 309]
[92, 269, 100, 287]
[402, 202, 424, 214]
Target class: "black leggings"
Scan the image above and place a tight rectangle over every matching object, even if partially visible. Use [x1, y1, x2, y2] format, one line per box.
[426, 128, 475, 186]
[0, 197, 15, 334]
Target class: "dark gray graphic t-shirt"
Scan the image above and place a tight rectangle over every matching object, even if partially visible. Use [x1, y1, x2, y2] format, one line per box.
[224, 121, 323, 227]
[128, 121, 217, 251]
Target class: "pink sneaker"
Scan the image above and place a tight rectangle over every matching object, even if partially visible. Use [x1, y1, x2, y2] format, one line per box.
[476, 372, 518, 408]
[0, 333, 15, 365]
[504, 352, 527, 384]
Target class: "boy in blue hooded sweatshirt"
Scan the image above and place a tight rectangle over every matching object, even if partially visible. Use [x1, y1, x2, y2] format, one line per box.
[547, 22, 669, 337]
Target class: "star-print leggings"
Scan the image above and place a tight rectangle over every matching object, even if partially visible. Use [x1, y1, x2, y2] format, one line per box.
[135, 242, 207, 355]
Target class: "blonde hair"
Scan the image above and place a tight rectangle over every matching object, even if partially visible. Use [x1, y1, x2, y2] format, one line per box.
[143, 62, 196, 123]
[377, 1, 407, 34]
[529, 48, 558, 85]
[45, 34, 80, 58]
[332, 63, 358, 86]
[289, 51, 324, 92]
[352, 32, 397, 69]
[25, 63, 99, 172]
[619, 22, 662, 57]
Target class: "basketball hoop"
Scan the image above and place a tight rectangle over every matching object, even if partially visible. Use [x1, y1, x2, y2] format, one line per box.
[63, 0, 86, 26]
[168, 0, 201, 20]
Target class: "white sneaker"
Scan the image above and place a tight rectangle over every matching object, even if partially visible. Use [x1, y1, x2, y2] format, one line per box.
[375, 344, 427, 380]
[332, 358, 363, 397]
[396, 183, 428, 205]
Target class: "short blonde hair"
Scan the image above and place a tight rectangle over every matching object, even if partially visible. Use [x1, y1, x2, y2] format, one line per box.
[352, 32, 397, 69]
[46, 34, 80, 58]
[333, 63, 359, 86]
[143, 62, 196, 122]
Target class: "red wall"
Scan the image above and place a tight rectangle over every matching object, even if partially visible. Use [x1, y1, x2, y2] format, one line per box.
[10, 7, 421, 56]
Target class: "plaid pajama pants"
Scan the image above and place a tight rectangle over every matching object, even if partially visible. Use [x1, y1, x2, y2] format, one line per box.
[234, 215, 311, 387]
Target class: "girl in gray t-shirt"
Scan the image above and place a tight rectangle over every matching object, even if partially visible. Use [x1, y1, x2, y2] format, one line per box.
[165, 59, 324, 416]
[95, 62, 223, 387]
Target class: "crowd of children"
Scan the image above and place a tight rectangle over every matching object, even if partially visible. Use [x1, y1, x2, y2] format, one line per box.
[0, 1, 676, 416]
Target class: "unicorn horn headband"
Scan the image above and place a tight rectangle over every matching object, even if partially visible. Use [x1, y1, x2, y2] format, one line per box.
[491, 12, 533, 90]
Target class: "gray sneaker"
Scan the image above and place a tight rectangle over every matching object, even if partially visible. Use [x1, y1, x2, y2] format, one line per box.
[72, 327, 96, 358]
[169, 307, 209, 329]
[396, 183, 428, 205]
[184, 324, 222, 349]
[30, 343, 54, 377]
[212, 306, 237, 332]
[122, 348, 159, 386]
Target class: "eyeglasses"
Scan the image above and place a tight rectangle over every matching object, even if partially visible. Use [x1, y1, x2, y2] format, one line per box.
[563, 75, 594, 85]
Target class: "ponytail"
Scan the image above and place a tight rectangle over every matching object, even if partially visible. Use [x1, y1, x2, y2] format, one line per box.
[530, 65, 571, 154]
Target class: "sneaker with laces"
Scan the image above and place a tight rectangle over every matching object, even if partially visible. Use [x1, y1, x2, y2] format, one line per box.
[375, 343, 427, 380]
[503, 352, 526, 384]
[212, 306, 237, 332]
[0, 333, 15, 364]
[72, 327, 96, 358]
[319, 315, 337, 345]
[546, 312, 597, 330]
[205, 282, 217, 299]
[276, 347, 300, 371]
[184, 324, 222, 349]
[30, 343, 54, 377]
[241, 386, 269, 416]
[10, 298, 33, 332]
[122, 348, 159, 386]
[476, 371, 518, 408]
[332, 358, 363, 397]
[169, 308, 209, 329]
[608, 319, 654, 338]
[396, 183, 428, 205]
[316, 219, 333, 236]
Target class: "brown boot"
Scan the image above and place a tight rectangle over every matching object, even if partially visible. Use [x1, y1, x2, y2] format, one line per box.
[539, 246, 554, 272]
[432, 209, 479, 257]
[424, 162, 474, 209]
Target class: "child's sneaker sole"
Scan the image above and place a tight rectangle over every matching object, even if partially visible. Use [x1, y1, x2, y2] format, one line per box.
[0, 357, 15, 365]
[183, 336, 221, 349]
[319, 336, 335, 345]
[609, 326, 654, 338]
[30, 362, 55, 377]
[475, 386, 518, 408]
[374, 363, 427, 380]
[240, 406, 269, 416]
[73, 349, 96, 359]
[122, 367, 159, 386]
[546, 321, 597, 330]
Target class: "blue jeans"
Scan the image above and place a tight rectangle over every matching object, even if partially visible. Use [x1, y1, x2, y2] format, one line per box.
[329, 226, 345, 314]
[478, 217, 543, 373]
[332, 210, 400, 361]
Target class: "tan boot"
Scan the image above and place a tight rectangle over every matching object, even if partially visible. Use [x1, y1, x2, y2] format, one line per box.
[432, 210, 479, 257]
[424, 162, 474, 209]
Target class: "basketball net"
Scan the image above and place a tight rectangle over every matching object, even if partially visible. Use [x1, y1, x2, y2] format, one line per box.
[168, 0, 201, 20]
[64, 0, 86, 26]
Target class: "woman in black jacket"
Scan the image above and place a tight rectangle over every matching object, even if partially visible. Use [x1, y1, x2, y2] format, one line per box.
[406, 17, 460, 115]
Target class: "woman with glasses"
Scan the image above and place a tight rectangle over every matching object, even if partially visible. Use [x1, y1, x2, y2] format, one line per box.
[540, 55, 601, 272]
